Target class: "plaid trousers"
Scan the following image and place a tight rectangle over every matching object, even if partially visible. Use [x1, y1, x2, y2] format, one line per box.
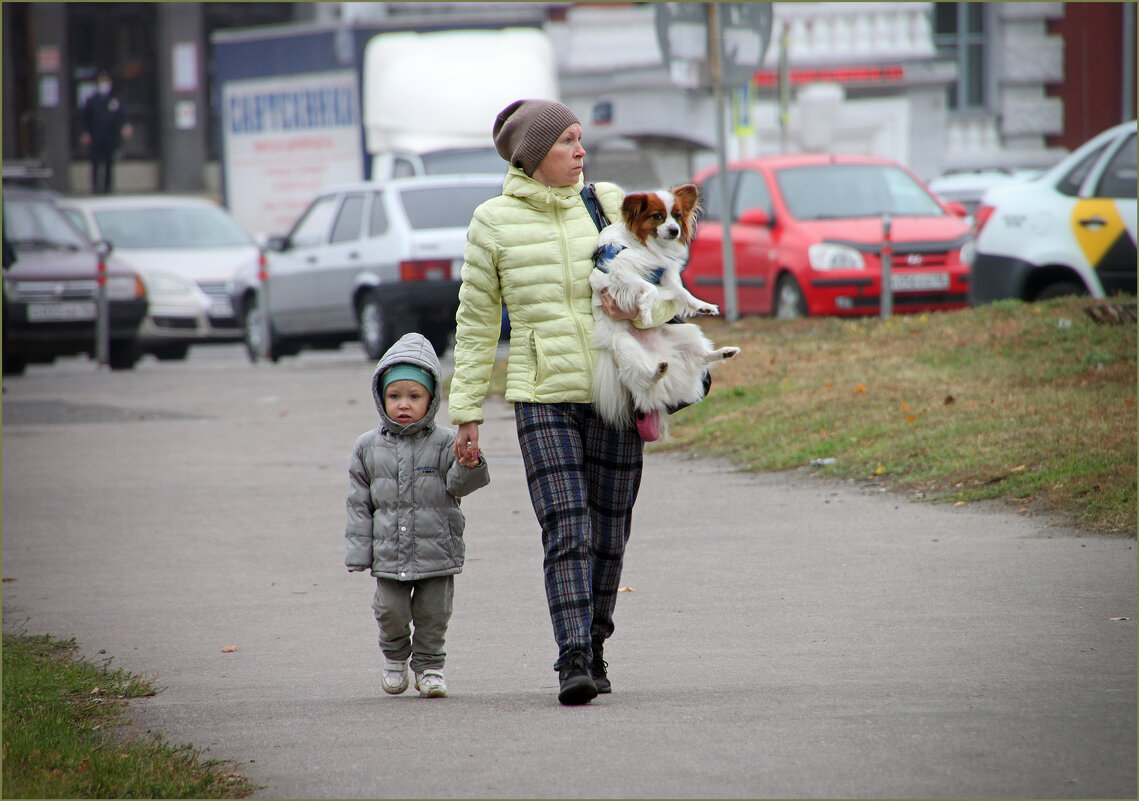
[514, 402, 643, 671]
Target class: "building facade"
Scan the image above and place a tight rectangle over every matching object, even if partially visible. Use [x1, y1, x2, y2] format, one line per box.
[3, 2, 1133, 195]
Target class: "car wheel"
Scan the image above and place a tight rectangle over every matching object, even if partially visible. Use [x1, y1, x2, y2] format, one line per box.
[358, 294, 390, 361]
[774, 274, 808, 319]
[424, 321, 454, 358]
[153, 343, 190, 361]
[3, 353, 27, 376]
[1034, 280, 1087, 301]
[243, 294, 281, 363]
[108, 340, 141, 371]
[2, 312, 25, 375]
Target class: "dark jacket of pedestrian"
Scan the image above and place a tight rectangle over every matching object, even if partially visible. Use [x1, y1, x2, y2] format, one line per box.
[81, 80, 129, 151]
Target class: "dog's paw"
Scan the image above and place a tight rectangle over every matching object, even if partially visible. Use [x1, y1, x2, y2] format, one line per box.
[718, 347, 740, 360]
[653, 361, 669, 380]
[697, 303, 720, 316]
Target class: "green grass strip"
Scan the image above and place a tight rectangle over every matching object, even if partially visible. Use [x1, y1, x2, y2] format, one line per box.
[2, 631, 255, 799]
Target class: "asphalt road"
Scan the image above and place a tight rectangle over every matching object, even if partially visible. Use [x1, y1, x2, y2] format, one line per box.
[2, 344, 1136, 799]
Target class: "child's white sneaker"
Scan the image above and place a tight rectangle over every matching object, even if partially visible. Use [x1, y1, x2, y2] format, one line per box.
[414, 669, 447, 698]
[381, 657, 409, 695]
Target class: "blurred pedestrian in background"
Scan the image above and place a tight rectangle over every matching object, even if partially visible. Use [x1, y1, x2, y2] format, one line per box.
[80, 70, 132, 194]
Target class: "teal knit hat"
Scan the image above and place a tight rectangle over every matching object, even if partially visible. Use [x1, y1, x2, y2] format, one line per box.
[380, 363, 435, 396]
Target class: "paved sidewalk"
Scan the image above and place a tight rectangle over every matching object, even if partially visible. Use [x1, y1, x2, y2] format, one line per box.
[2, 354, 1135, 798]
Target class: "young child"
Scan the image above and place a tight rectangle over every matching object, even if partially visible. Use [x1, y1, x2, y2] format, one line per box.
[346, 332, 489, 698]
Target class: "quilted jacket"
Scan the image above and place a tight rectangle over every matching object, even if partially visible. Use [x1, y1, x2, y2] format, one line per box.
[448, 168, 626, 424]
[345, 333, 490, 580]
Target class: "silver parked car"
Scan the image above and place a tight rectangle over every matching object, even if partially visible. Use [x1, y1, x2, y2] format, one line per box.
[227, 174, 504, 362]
[58, 195, 259, 360]
[3, 184, 148, 373]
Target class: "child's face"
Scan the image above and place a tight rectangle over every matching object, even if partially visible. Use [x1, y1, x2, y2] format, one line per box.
[383, 379, 430, 425]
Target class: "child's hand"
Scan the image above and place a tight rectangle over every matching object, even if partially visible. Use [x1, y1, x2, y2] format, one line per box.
[454, 422, 480, 464]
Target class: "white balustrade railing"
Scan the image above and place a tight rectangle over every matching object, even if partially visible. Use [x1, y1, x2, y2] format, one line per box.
[556, 2, 938, 73]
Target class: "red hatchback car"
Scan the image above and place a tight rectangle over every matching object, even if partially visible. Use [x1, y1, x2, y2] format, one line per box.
[686, 154, 974, 318]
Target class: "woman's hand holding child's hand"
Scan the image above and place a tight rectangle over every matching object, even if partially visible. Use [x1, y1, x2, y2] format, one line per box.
[454, 421, 480, 468]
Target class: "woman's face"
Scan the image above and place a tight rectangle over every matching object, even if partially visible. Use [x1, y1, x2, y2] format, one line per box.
[532, 124, 585, 187]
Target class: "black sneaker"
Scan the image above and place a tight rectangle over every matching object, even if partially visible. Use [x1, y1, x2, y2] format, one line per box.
[591, 646, 611, 694]
[557, 651, 598, 705]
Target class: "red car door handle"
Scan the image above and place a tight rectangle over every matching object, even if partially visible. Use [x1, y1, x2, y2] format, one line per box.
[1079, 216, 1107, 230]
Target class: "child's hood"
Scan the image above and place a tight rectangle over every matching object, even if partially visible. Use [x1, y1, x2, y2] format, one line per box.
[371, 332, 444, 435]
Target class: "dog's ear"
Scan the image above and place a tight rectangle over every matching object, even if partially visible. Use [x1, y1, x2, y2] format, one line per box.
[671, 184, 700, 215]
[621, 193, 651, 223]
[671, 184, 701, 243]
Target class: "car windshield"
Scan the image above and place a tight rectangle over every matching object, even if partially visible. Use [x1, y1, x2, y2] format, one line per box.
[6, 197, 88, 250]
[92, 206, 253, 248]
[775, 164, 945, 220]
[399, 184, 502, 230]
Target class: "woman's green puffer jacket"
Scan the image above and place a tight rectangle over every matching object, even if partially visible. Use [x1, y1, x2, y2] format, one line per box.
[449, 168, 623, 425]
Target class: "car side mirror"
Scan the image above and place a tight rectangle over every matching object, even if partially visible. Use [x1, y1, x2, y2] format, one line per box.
[737, 208, 772, 227]
[266, 235, 289, 252]
[946, 202, 968, 218]
[94, 239, 113, 259]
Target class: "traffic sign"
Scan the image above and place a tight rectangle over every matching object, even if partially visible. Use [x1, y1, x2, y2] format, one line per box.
[655, 2, 773, 88]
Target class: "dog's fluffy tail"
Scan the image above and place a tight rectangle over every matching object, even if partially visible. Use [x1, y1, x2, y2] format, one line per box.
[592, 352, 634, 428]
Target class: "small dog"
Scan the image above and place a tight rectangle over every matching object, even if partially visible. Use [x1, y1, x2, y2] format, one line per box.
[590, 184, 740, 435]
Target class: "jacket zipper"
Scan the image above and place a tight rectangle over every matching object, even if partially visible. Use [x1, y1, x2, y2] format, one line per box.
[554, 201, 594, 389]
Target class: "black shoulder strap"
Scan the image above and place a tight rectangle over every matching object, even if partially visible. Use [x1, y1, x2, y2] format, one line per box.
[581, 183, 612, 232]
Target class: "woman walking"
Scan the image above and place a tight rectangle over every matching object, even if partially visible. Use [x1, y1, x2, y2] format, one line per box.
[449, 99, 676, 705]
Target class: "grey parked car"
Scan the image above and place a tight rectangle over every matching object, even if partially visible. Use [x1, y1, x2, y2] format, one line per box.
[227, 174, 504, 362]
[3, 184, 148, 373]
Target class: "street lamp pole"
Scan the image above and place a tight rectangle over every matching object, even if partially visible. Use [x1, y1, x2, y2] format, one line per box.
[708, 3, 739, 323]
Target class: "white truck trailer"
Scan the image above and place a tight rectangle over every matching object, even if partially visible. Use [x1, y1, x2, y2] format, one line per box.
[213, 20, 558, 236]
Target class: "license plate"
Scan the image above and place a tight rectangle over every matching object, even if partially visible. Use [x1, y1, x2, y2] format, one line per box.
[891, 272, 949, 292]
[26, 302, 97, 322]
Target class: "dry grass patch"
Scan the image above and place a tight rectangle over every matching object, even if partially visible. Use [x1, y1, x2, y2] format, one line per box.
[661, 298, 1135, 534]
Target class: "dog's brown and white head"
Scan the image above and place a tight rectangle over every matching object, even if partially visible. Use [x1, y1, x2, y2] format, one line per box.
[620, 184, 701, 247]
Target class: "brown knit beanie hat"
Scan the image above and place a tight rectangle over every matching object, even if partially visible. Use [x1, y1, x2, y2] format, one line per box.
[493, 99, 580, 177]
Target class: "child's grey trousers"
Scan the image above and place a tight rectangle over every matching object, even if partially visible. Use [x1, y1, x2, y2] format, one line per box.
[372, 575, 454, 673]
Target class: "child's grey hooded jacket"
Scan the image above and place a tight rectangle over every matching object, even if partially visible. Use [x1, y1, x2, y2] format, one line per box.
[345, 332, 490, 580]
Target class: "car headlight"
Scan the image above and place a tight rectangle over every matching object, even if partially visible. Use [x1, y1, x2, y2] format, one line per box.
[958, 237, 975, 266]
[106, 275, 146, 300]
[808, 243, 865, 270]
[144, 271, 195, 296]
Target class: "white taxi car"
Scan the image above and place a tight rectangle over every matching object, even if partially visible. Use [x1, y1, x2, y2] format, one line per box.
[970, 120, 1136, 303]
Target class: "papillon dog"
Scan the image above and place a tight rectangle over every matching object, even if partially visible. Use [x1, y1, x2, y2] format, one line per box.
[589, 184, 740, 436]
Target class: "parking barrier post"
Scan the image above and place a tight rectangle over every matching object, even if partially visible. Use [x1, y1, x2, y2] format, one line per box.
[95, 250, 109, 366]
[880, 213, 892, 320]
[258, 250, 271, 361]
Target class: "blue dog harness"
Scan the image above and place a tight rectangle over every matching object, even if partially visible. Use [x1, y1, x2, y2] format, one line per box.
[593, 242, 666, 285]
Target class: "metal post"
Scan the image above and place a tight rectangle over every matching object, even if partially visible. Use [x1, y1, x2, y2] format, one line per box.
[778, 22, 790, 154]
[709, 3, 739, 323]
[880, 213, 892, 320]
[259, 250, 272, 361]
[95, 252, 109, 367]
